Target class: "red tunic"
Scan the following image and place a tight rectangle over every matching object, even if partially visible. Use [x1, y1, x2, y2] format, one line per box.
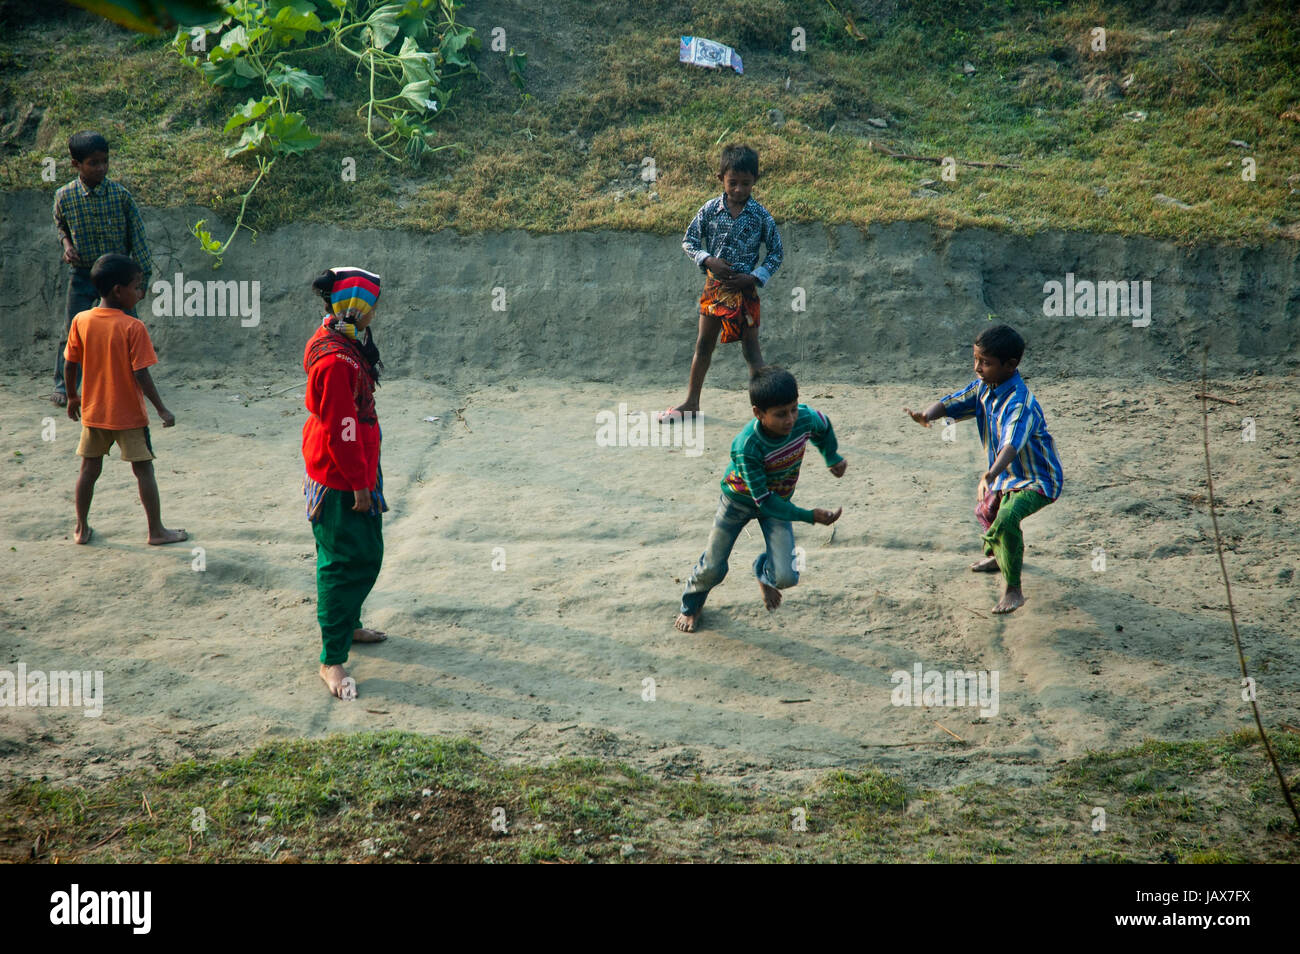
[301, 325, 379, 492]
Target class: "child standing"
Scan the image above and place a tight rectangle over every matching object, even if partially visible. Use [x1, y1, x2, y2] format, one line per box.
[63, 254, 184, 546]
[676, 366, 845, 632]
[302, 267, 389, 701]
[904, 324, 1063, 614]
[51, 131, 153, 408]
[662, 144, 783, 421]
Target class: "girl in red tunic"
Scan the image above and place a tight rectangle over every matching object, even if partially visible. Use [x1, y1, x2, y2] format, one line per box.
[302, 266, 387, 700]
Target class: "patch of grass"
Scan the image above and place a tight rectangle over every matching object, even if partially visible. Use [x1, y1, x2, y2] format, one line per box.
[3, 728, 1293, 863]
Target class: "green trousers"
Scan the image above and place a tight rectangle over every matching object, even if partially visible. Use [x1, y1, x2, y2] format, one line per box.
[312, 488, 384, 665]
[981, 489, 1051, 587]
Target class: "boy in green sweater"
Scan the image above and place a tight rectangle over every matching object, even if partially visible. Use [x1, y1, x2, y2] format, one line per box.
[675, 366, 845, 632]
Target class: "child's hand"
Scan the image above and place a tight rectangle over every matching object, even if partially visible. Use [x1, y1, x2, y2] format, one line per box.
[160, 409, 176, 428]
[977, 474, 990, 501]
[705, 256, 736, 279]
[813, 507, 842, 525]
[722, 273, 758, 293]
[66, 396, 80, 421]
[903, 406, 931, 427]
[829, 459, 847, 478]
[62, 242, 78, 264]
[353, 488, 372, 512]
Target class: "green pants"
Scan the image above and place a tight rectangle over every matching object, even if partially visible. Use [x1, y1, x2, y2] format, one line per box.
[312, 488, 384, 665]
[981, 489, 1051, 587]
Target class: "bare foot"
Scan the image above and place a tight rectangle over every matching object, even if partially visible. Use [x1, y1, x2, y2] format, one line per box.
[148, 528, 188, 546]
[320, 664, 357, 700]
[658, 404, 698, 423]
[759, 580, 782, 611]
[674, 612, 699, 633]
[992, 586, 1025, 614]
[353, 627, 387, 643]
[74, 524, 93, 545]
[970, 555, 999, 573]
[50, 391, 67, 407]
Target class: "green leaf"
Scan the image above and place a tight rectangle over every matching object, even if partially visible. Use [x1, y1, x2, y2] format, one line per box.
[263, 112, 321, 155]
[218, 24, 250, 53]
[191, 219, 224, 254]
[506, 48, 527, 92]
[364, 3, 402, 48]
[439, 24, 477, 69]
[224, 121, 266, 157]
[223, 96, 275, 132]
[268, 2, 324, 43]
[267, 65, 327, 98]
[397, 36, 435, 83]
[398, 80, 439, 112]
[199, 55, 259, 88]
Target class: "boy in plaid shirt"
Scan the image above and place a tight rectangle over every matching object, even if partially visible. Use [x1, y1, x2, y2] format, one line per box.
[51, 130, 153, 407]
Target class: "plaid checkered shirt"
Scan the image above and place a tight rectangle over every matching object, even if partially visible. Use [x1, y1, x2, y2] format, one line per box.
[53, 177, 153, 281]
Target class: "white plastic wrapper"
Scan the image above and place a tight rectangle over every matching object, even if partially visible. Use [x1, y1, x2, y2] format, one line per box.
[679, 35, 743, 74]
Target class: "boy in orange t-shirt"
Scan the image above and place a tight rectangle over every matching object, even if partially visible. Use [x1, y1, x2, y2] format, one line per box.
[63, 253, 186, 546]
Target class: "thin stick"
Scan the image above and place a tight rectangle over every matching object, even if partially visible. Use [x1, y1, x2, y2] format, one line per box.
[869, 140, 1022, 169]
[268, 381, 305, 397]
[935, 721, 965, 742]
[1200, 348, 1299, 828]
[1193, 392, 1238, 406]
[141, 793, 153, 819]
[82, 826, 125, 855]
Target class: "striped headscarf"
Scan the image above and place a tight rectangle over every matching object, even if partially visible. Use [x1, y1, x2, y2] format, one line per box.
[327, 266, 381, 323]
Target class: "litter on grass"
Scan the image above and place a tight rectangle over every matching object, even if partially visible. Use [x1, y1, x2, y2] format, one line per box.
[680, 36, 743, 74]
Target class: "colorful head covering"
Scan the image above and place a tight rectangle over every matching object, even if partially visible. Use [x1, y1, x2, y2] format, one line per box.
[326, 266, 381, 324]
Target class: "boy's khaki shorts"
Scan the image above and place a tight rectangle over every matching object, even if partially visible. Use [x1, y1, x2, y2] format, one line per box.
[77, 425, 155, 462]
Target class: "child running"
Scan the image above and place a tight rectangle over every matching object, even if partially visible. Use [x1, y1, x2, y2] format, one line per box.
[904, 324, 1064, 614]
[676, 366, 845, 632]
[302, 267, 389, 701]
[63, 253, 184, 546]
[661, 143, 783, 421]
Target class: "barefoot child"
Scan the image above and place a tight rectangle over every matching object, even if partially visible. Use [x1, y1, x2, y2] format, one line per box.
[51, 131, 153, 408]
[63, 253, 184, 546]
[302, 267, 389, 700]
[662, 144, 783, 420]
[904, 324, 1063, 615]
[676, 366, 844, 632]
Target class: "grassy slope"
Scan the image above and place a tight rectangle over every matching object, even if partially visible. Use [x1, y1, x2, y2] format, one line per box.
[0, 0, 1297, 243]
[2, 729, 1296, 862]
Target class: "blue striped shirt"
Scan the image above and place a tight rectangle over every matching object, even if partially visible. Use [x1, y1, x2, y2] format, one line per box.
[682, 194, 783, 286]
[941, 371, 1064, 499]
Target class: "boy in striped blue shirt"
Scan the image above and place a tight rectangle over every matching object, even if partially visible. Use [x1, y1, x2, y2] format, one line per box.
[904, 325, 1063, 614]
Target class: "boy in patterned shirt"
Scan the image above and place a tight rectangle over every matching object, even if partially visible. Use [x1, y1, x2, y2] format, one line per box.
[662, 143, 783, 421]
[904, 324, 1064, 614]
[675, 366, 845, 632]
[51, 130, 153, 407]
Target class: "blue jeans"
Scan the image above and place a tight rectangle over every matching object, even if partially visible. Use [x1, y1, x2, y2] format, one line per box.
[54, 268, 98, 396]
[679, 492, 799, 616]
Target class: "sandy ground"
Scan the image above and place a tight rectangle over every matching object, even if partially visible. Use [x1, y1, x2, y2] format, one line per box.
[2, 365, 1298, 791]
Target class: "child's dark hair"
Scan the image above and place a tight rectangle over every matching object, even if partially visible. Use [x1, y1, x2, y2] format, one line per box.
[750, 365, 798, 410]
[90, 254, 141, 297]
[69, 131, 109, 162]
[975, 324, 1025, 364]
[719, 143, 759, 180]
[311, 270, 335, 306]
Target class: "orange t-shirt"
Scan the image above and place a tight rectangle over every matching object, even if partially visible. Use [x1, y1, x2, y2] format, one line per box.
[64, 307, 159, 430]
